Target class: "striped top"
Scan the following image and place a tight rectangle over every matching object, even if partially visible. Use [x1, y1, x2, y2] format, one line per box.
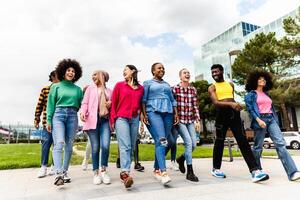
[34, 85, 51, 128]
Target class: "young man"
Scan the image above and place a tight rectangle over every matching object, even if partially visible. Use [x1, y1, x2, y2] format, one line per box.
[208, 64, 269, 183]
[34, 70, 59, 178]
[172, 68, 201, 182]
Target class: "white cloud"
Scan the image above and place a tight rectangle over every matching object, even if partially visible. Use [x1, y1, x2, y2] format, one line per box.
[0, 0, 297, 124]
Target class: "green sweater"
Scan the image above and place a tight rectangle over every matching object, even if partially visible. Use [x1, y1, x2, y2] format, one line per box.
[46, 80, 83, 124]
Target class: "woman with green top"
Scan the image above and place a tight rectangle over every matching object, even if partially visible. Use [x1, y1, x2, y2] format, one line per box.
[47, 59, 83, 186]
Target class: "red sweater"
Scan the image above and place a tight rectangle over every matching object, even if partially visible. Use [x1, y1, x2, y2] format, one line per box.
[110, 81, 144, 125]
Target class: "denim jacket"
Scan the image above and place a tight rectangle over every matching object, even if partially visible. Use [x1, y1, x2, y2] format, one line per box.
[244, 90, 279, 130]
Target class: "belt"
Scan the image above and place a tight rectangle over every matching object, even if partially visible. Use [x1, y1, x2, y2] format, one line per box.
[260, 113, 272, 117]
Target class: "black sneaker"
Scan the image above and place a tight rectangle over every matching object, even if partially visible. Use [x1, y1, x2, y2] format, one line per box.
[54, 175, 64, 186]
[116, 158, 121, 168]
[134, 163, 145, 172]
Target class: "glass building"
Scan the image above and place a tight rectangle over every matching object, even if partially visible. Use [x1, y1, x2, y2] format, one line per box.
[194, 8, 298, 82]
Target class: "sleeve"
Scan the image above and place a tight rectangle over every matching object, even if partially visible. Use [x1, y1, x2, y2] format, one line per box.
[34, 87, 46, 125]
[168, 84, 177, 107]
[245, 92, 259, 120]
[80, 86, 90, 116]
[142, 81, 149, 104]
[192, 87, 201, 121]
[46, 85, 57, 125]
[110, 83, 120, 124]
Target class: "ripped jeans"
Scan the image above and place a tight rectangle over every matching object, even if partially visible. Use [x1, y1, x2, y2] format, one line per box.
[52, 107, 78, 174]
[147, 111, 173, 171]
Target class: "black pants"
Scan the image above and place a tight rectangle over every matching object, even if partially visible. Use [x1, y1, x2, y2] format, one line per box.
[213, 107, 258, 172]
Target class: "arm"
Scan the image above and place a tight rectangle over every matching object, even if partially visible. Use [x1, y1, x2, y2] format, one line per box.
[141, 81, 150, 125]
[192, 87, 201, 132]
[34, 87, 47, 128]
[245, 92, 266, 128]
[46, 85, 57, 132]
[79, 86, 91, 122]
[110, 83, 120, 130]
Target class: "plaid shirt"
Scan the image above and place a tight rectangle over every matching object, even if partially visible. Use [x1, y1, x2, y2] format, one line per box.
[172, 84, 200, 124]
[34, 85, 51, 127]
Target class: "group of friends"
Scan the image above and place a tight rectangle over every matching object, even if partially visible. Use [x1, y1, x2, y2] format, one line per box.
[34, 59, 300, 189]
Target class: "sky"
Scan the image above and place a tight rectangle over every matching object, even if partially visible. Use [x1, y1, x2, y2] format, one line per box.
[0, 0, 299, 125]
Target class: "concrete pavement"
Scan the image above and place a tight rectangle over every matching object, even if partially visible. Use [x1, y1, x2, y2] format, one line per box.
[1, 156, 300, 200]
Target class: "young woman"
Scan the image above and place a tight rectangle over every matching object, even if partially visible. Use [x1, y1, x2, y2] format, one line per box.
[110, 65, 144, 189]
[47, 59, 83, 186]
[80, 70, 112, 185]
[245, 70, 300, 181]
[141, 62, 179, 185]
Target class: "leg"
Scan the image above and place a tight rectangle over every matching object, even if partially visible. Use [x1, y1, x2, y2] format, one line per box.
[99, 118, 111, 168]
[41, 129, 53, 167]
[213, 123, 227, 170]
[178, 123, 193, 165]
[252, 128, 267, 170]
[88, 129, 100, 171]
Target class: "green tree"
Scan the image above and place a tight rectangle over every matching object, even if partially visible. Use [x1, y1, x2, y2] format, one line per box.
[191, 80, 215, 138]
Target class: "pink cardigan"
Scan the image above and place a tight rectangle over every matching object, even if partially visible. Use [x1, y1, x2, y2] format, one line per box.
[80, 84, 112, 130]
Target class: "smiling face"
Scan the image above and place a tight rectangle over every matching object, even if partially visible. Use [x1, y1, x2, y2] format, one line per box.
[92, 71, 105, 86]
[64, 67, 75, 81]
[180, 69, 190, 82]
[211, 68, 223, 82]
[152, 63, 165, 79]
[257, 76, 266, 88]
[123, 66, 134, 80]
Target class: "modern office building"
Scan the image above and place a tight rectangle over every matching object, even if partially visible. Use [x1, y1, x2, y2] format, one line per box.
[194, 8, 298, 83]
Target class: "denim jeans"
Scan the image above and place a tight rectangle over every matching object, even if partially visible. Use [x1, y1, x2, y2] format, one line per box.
[52, 107, 78, 174]
[115, 116, 139, 172]
[147, 111, 173, 171]
[165, 126, 178, 161]
[41, 128, 53, 167]
[253, 114, 298, 180]
[178, 123, 197, 165]
[87, 116, 111, 171]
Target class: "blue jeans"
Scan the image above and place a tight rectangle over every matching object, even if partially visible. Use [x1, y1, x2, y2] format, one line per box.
[88, 116, 111, 171]
[253, 114, 298, 180]
[115, 116, 139, 172]
[52, 107, 78, 174]
[165, 126, 178, 161]
[41, 128, 53, 167]
[178, 123, 197, 165]
[147, 111, 173, 171]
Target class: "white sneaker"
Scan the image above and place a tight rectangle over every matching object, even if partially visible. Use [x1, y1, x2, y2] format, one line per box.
[161, 172, 171, 185]
[82, 159, 88, 171]
[63, 171, 71, 183]
[47, 165, 55, 176]
[93, 174, 102, 185]
[37, 166, 47, 178]
[100, 171, 111, 184]
[291, 172, 300, 181]
[170, 161, 179, 171]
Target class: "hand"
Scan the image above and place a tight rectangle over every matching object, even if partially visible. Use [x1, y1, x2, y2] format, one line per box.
[173, 114, 179, 125]
[46, 124, 52, 133]
[111, 123, 115, 132]
[106, 101, 111, 109]
[195, 121, 201, 133]
[34, 122, 39, 129]
[80, 113, 86, 122]
[142, 114, 149, 125]
[257, 118, 267, 128]
[230, 102, 242, 111]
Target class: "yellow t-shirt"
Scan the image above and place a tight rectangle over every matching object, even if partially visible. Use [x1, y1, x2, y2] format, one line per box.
[213, 81, 233, 100]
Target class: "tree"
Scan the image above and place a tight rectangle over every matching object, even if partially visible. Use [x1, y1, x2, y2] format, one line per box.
[191, 80, 215, 138]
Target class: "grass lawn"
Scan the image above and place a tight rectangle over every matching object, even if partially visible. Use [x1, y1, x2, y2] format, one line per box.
[0, 142, 276, 170]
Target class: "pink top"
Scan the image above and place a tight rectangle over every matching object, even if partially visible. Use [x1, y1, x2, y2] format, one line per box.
[110, 81, 144, 125]
[80, 84, 112, 130]
[256, 91, 272, 114]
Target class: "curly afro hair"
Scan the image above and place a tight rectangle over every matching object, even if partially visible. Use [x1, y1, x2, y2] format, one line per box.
[245, 70, 273, 92]
[55, 59, 82, 82]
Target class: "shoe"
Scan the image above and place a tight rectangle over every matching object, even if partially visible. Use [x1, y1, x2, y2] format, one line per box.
[176, 155, 186, 174]
[63, 171, 71, 183]
[291, 172, 300, 181]
[82, 159, 88, 171]
[251, 170, 269, 183]
[186, 165, 199, 182]
[37, 166, 47, 178]
[101, 171, 111, 184]
[170, 161, 179, 171]
[153, 169, 161, 181]
[54, 175, 64, 186]
[161, 171, 171, 185]
[47, 165, 55, 176]
[116, 158, 121, 169]
[93, 171, 102, 185]
[211, 169, 226, 178]
[120, 172, 133, 188]
[134, 163, 145, 172]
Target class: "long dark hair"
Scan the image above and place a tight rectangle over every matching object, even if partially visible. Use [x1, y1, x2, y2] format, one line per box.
[126, 65, 139, 86]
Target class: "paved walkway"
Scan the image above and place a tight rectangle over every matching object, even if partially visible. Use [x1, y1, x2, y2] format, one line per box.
[1, 156, 300, 200]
